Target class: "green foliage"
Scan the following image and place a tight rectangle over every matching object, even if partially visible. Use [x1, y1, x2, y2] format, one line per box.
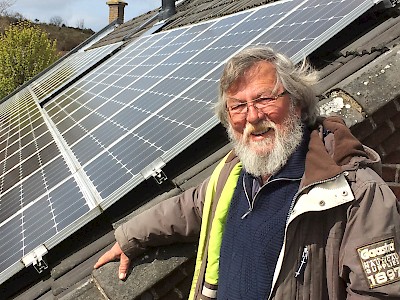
[0, 21, 60, 99]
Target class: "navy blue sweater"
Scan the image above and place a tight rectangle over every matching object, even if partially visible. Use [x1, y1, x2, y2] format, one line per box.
[218, 130, 309, 299]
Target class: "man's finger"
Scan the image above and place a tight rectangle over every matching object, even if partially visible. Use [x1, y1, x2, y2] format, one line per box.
[94, 242, 122, 269]
[94, 249, 116, 269]
[118, 252, 130, 280]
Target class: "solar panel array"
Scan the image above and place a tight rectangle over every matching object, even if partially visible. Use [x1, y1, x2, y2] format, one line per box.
[0, 43, 122, 282]
[0, 0, 379, 284]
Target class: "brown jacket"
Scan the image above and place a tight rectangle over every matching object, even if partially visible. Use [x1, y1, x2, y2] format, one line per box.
[115, 117, 400, 299]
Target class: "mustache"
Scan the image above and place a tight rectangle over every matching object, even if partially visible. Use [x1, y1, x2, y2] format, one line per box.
[242, 120, 277, 141]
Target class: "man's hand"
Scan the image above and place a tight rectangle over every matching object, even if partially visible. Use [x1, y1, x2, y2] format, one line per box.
[94, 242, 130, 280]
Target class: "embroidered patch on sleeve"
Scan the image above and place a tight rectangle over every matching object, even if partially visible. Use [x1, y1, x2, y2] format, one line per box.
[357, 238, 400, 289]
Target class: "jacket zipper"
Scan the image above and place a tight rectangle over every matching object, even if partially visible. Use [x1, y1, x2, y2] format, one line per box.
[267, 173, 345, 300]
[294, 246, 309, 278]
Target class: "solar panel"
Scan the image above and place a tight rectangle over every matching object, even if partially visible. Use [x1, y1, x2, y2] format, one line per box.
[252, 0, 377, 62]
[30, 43, 122, 103]
[0, 89, 94, 283]
[0, 0, 381, 284]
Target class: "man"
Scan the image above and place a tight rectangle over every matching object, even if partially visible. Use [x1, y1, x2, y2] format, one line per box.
[95, 46, 400, 299]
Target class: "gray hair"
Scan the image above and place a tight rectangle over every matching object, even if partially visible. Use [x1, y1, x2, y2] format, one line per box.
[215, 46, 319, 127]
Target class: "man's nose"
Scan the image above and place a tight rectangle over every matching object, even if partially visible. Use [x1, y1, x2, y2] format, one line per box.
[246, 103, 265, 123]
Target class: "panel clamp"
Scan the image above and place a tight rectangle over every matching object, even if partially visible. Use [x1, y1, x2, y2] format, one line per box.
[21, 245, 48, 273]
[140, 158, 167, 184]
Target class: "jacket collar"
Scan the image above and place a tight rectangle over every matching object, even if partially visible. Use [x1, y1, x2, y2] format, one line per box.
[302, 116, 368, 187]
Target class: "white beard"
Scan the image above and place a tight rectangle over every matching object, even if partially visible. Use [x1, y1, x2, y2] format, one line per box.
[228, 108, 304, 177]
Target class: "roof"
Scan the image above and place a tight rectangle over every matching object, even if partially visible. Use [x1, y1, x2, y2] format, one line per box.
[90, 0, 278, 49]
[2, 0, 400, 299]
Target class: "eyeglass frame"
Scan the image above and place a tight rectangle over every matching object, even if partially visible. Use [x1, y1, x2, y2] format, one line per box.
[226, 90, 290, 117]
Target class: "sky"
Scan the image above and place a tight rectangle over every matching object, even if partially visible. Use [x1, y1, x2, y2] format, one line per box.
[8, 0, 161, 32]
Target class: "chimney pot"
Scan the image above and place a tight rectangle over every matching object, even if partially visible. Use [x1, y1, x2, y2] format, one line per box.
[107, 0, 128, 24]
[159, 0, 176, 21]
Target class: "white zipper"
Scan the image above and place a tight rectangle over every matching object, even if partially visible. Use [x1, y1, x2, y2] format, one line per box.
[294, 246, 309, 278]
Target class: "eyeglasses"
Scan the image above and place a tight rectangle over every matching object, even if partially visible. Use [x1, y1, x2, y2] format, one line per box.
[226, 90, 289, 116]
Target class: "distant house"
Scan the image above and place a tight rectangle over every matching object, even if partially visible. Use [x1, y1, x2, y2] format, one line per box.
[1, 0, 399, 299]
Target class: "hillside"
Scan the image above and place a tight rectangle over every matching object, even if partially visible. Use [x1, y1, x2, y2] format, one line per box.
[0, 15, 94, 54]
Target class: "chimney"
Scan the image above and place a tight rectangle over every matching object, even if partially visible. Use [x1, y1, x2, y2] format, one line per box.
[107, 0, 128, 24]
[159, 0, 176, 21]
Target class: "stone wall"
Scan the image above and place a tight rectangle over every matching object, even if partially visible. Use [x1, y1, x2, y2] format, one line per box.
[351, 97, 400, 199]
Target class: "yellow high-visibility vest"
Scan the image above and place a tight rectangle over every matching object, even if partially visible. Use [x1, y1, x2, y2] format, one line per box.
[189, 152, 242, 299]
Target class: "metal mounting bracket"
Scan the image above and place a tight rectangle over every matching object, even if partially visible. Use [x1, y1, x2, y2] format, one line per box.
[140, 158, 167, 184]
[382, 0, 400, 7]
[21, 245, 48, 273]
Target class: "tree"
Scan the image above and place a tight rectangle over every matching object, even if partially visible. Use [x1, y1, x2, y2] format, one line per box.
[0, 21, 60, 99]
[0, 0, 16, 16]
[49, 15, 64, 27]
